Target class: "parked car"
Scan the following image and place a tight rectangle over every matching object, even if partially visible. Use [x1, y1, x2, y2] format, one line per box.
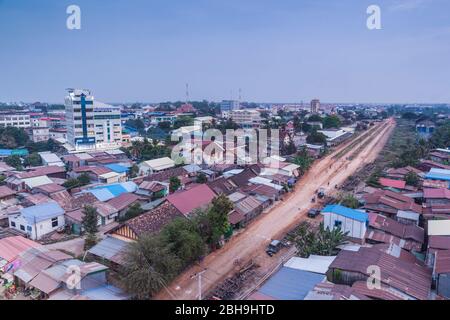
[308, 209, 321, 218]
[266, 240, 283, 257]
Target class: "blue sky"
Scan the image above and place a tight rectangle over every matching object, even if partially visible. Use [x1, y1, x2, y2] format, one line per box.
[1, 0, 450, 103]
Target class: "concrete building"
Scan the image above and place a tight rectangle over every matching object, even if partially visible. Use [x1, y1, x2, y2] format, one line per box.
[65, 89, 122, 151]
[65, 89, 96, 151]
[321, 204, 369, 242]
[310, 99, 320, 114]
[29, 127, 50, 142]
[230, 109, 262, 129]
[0, 113, 31, 128]
[220, 100, 240, 118]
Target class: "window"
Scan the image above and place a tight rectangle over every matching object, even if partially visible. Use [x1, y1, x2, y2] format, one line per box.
[10, 221, 16, 227]
[52, 217, 58, 228]
[20, 225, 25, 231]
[334, 220, 342, 228]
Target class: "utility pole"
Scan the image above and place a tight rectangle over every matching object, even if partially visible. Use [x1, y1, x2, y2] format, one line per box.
[191, 269, 207, 300]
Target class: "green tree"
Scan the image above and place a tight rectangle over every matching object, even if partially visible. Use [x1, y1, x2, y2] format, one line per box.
[405, 171, 420, 187]
[5, 155, 22, 170]
[122, 234, 182, 299]
[173, 116, 194, 129]
[195, 195, 233, 248]
[121, 203, 144, 221]
[430, 122, 450, 149]
[129, 164, 139, 178]
[196, 172, 208, 184]
[322, 115, 341, 129]
[63, 178, 81, 190]
[306, 130, 327, 145]
[289, 222, 348, 258]
[293, 147, 314, 175]
[77, 173, 91, 186]
[82, 205, 99, 249]
[338, 193, 359, 209]
[160, 218, 206, 265]
[169, 176, 181, 193]
[23, 153, 42, 167]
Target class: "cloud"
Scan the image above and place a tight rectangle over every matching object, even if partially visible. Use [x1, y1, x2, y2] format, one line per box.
[388, 0, 433, 12]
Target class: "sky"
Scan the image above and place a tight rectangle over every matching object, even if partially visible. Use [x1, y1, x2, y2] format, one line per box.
[1, 0, 450, 104]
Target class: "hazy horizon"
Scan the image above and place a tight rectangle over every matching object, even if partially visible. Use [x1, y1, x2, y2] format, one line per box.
[2, 0, 450, 103]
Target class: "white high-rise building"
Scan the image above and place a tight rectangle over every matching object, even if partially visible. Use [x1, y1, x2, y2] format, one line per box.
[65, 89, 122, 151]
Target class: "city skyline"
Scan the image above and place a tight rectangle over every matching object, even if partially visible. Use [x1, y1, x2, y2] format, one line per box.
[2, 0, 450, 103]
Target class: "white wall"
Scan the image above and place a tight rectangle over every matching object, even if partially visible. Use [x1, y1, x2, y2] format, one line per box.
[322, 212, 366, 240]
[9, 214, 65, 240]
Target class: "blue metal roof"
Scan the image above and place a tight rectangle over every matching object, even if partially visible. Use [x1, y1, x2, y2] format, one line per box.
[88, 182, 138, 201]
[321, 204, 368, 223]
[425, 168, 450, 181]
[104, 164, 129, 174]
[258, 267, 325, 300]
[21, 202, 65, 224]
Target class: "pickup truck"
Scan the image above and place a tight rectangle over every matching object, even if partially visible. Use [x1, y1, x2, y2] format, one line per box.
[266, 240, 283, 257]
[307, 209, 321, 219]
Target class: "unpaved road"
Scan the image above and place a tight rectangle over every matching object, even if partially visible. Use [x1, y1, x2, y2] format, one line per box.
[156, 118, 396, 300]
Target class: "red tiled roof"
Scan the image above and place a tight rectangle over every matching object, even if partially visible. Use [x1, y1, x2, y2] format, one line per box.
[125, 201, 184, 236]
[379, 178, 406, 189]
[107, 193, 140, 212]
[166, 184, 216, 216]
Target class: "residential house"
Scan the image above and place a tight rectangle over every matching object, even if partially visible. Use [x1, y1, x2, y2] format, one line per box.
[0, 236, 42, 272]
[426, 220, 450, 267]
[166, 184, 216, 217]
[434, 250, 450, 299]
[65, 202, 119, 235]
[363, 190, 423, 219]
[110, 201, 184, 241]
[327, 245, 432, 300]
[321, 205, 369, 242]
[138, 157, 175, 175]
[8, 202, 65, 240]
[107, 193, 142, 218]
[136, 181, 168, 200]
[38, 152, 65, 167]
[366, 212, 424, 252]
[230, 195, 263, 228]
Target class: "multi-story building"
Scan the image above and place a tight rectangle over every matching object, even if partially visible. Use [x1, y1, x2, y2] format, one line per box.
[0, 113, 31, 128]
[220, 100, 240, 118]
[65, 89, 122, 151]
[311, 99, 320, 114]
[230, 109, 262, 129]
[93, 102, 123, 149]
[29, 127, 50, 142]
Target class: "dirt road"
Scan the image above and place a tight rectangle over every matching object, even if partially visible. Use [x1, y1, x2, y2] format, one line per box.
[156, 118, 396, 300]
